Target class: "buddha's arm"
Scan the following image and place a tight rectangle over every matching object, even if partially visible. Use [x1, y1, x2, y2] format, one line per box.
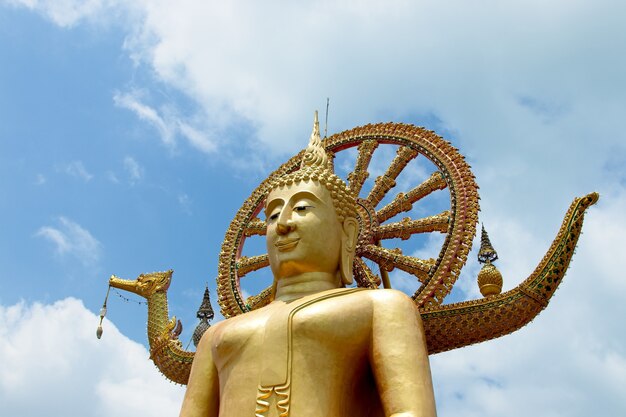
[370, 290, 437, 417]
[179, 328, 219, 417]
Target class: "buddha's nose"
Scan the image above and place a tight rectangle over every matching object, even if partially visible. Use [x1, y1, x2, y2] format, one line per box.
[276, 220, 295, 235]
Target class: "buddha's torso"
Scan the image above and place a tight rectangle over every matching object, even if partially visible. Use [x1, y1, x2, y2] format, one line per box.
[209, 288, 384, 417]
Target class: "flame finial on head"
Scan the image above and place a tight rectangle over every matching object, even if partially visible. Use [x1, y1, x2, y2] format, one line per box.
[267, 111, 355, 223]
[300, 111, 330, 170]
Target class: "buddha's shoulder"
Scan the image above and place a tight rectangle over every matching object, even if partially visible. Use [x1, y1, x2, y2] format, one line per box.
[357, 288, 418, 312]
[344, 287, 409, 299]
[338, 287, 416, 306]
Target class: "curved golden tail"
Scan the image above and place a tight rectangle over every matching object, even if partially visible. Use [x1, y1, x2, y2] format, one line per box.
[420, 192, 599, 354]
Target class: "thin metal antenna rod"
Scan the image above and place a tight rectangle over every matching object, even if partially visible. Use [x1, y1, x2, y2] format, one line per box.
[324, 97, 330, 138]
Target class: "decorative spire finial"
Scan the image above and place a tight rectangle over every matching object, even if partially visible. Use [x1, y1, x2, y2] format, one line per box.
[192, 285, 214, 347]
[478, 224, 499, 264]
[196, 285, 214, 320]
[300, 110, 330, 170]
[477, 224, 503, 297]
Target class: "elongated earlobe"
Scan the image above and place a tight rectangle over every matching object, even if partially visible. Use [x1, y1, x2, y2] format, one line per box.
[340, 217, 359, 285]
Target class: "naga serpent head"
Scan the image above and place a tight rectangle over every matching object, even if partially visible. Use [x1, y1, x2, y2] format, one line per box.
[109, 270, 173, 299]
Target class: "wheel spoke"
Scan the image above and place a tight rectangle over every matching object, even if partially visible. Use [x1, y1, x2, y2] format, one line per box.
[376, 171, 447, 223]
[352, 257, 381, 288]
[236, 254, 269, 277]
[367, 146, 419, 207]
[347, 140, 378, 197]
[244, 218, 267, 236]
[374, 211, 450, 240]
[360, 244, 435, 283]
[245, 286, 272, 310]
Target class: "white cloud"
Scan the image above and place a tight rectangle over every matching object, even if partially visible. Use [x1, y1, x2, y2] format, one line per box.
[15, 1, 626, 191]
[113, 90, 175, 146]
[36, 225, 70, 253]
[63, 160, 93, 182]
[36, 217, 102, 266]
[118, 1, 626, 157]
[3, 0, 127, 28]
[178, 122, 216, 154]
[23, 0, 620, 222]
[113, 90, 217, 154]
[0, 298, 184, 417]
[123, 155, 144, 183]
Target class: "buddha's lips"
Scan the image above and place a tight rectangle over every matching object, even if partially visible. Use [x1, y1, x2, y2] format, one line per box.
[275, 238, 299, 251]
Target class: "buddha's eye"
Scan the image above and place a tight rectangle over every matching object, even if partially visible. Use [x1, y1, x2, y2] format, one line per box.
[294, 205, 312, 213]
[268, 212, 280, 222]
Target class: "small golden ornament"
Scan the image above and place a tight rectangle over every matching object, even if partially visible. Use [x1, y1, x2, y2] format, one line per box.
[477, 225, 503, 296]
[477, 261, 503, 296]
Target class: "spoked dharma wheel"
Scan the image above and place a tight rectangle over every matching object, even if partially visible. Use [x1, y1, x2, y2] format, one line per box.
[217, 123, 479, 318]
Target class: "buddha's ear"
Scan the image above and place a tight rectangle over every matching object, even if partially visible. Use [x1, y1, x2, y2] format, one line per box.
[340, 217, 359, 285]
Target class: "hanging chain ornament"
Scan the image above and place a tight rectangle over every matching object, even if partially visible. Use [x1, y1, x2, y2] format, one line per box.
[96, 281, 147, 339]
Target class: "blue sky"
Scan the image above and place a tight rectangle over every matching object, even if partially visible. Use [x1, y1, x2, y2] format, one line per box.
[1, 1, 625, 416]
[0, 7, 257, 338]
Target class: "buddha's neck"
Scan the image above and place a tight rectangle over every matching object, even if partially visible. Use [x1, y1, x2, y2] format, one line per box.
[273, 272, 340, 302]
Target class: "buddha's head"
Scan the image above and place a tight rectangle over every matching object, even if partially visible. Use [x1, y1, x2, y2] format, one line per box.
[265, 112, 359, 286]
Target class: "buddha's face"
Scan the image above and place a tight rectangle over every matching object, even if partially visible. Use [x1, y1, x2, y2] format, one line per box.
[265, 180, 343, 280]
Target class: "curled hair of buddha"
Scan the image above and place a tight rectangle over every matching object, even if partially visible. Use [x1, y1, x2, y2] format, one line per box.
[267, 112, 357, 223]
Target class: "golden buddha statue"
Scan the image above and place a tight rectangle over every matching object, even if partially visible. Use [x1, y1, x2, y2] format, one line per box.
[102, 113, 598, 417]
[179, 113, 437, 416]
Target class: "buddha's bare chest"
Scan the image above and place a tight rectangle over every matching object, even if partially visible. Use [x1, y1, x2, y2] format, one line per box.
[212, 292, 370, 372]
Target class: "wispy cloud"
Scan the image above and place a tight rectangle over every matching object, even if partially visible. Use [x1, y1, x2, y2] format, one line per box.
[0, 298, 184, 416]
[106, 171, 120, 184]
[113, 90, 217, 155]
[178, 122, 217, 154]
[123, 156, 144, 184]
[178, 193, 191, 215]
[4, 0, 112, 28]
[63, 160, 93, 182]
[516, 95, 568, 123]
[34, 174, 46, 185]
[113, 91, 174, 146]
[36, 217, 102, 266]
